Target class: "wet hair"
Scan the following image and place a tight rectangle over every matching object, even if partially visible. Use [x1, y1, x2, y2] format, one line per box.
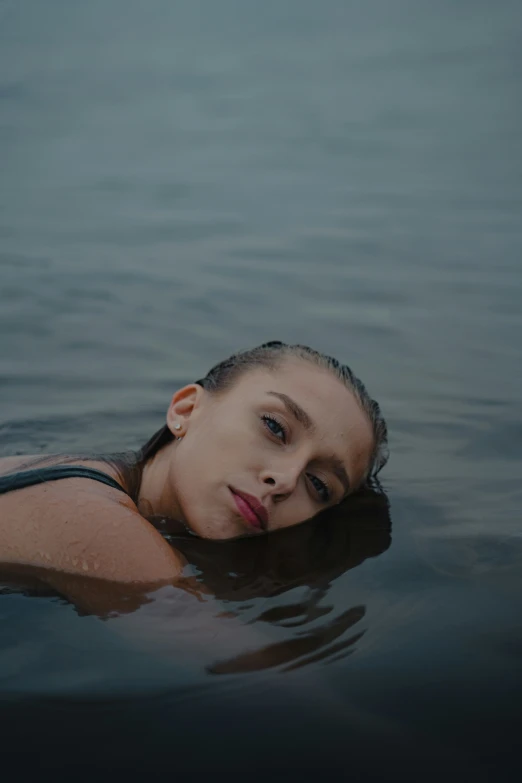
[136, 340, 388, 493]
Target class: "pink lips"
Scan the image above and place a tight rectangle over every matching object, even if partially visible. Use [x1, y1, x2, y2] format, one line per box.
[230, 488, 268, 531]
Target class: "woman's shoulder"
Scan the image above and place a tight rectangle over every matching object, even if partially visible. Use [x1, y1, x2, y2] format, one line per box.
[0, 453, 122, 477]
[0, 454, 41, 474]
[0, 455, 185, 584]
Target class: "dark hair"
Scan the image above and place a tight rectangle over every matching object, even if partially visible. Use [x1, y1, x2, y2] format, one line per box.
[137, 340, 388, 492]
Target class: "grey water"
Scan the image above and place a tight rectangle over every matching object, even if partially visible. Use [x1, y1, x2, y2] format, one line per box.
[1, 0, 522, 779]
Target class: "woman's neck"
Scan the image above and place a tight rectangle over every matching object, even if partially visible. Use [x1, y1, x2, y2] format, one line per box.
[137, 444, 183, 522]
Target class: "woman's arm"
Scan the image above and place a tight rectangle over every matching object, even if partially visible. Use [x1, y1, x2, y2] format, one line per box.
[0, 477, 185, 585]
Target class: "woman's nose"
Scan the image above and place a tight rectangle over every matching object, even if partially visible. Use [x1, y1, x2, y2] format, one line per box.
[260, 467, 300, 499]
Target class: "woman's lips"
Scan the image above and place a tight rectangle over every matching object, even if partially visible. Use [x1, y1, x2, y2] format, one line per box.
[229, 487, 268, 531]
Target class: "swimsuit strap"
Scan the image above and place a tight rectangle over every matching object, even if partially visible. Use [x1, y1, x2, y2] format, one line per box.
[0, 465, 129, 496]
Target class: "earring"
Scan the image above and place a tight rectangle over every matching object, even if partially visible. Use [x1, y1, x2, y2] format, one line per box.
[173, 423, 182, 431]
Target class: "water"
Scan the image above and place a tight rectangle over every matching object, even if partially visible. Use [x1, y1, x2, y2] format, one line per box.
[1, 0, 521, 779]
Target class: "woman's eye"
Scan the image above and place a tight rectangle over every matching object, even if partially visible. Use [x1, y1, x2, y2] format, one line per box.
[262, 415, 287, 443]
[307, 473, 330, 503]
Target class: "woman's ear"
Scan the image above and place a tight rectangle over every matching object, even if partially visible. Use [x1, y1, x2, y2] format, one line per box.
[166, 384, 204, 437]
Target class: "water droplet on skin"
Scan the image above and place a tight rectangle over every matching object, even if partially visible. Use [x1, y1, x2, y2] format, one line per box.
[82, 561, 89, 572]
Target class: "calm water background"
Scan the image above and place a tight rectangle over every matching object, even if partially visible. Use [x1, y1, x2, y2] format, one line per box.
[1, 0, 521, 779]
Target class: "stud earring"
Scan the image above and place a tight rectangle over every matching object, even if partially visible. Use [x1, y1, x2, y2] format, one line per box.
[173, 423, 182, 431]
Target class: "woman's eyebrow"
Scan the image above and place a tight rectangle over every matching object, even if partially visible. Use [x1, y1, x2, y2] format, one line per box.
[266, 391, 315, 431]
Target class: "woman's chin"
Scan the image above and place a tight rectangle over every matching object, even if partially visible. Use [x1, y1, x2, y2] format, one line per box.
[180, 514, 235, 541]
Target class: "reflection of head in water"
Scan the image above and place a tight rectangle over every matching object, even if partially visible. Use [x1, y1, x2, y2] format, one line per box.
[168, 487, 391, 603]
[175, 488, 392, 674]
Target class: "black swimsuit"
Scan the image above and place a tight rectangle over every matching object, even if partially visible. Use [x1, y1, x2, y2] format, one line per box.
[0, 466, 129, 496]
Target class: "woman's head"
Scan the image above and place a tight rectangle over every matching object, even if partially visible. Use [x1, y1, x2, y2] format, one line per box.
[138, 341, 388, 540]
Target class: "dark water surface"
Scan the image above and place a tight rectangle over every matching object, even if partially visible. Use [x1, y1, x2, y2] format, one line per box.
[1, 1, 522, 779]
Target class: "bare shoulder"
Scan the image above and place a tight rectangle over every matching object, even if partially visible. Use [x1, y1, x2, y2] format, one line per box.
[0, 454, 40, 473]
[0, 474, 185, 584]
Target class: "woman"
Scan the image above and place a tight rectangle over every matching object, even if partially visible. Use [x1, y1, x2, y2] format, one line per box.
[0, 341, 389, 597]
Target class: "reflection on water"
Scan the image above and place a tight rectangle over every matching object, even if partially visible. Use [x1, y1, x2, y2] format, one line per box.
[173, 489, 391, 673]
[208, 606, 367, 674]
[1, 489, 391, 676]
[171, 489, 390, 601]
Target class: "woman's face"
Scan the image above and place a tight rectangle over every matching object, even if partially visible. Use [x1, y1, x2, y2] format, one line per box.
[164, 359, 375, 539]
